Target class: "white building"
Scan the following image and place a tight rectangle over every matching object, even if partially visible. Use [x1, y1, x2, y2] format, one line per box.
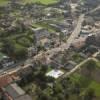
[46, 69, 64, 79]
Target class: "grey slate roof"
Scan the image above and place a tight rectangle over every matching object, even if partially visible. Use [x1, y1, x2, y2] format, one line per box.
[5, 83, 25, 99]
[4, 83, 32, 100]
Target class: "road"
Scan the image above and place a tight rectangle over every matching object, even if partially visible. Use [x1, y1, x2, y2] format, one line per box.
[61, 51, 100, 79]
[0, 5, 99, 77]
[34, 14, 85, 60]
[0, 14, 85, 76]
[86, 5, 100, 15]
[34, 4, 100, 61]
[92, 50, 100, 58]
[60, 14, 85, 49]
[62, 57, 98, 78]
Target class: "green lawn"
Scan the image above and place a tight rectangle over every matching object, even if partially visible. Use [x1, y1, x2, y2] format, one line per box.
[72, 53, 84, 63]
[0, 0, 9, 6]
[89, 81, 100, 96]
[0, 0, 59, 6]
[70, 73, 100, 97]
[22, 0, 59, 5]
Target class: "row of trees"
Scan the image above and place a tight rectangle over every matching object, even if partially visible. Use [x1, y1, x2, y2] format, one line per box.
[1, 39, 27, 60]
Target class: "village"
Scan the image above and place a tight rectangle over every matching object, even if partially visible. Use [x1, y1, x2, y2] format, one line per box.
[0, 0, 100, 100]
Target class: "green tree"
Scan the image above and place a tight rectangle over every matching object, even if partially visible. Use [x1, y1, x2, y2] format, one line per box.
[2, 39, 15, 58]
[59, 32, 65, 44]
[86, 60, 96, 76]
[53, 82, 63, 94]
[83, 88, 95, 100]
[57, 93, 65, 100]
[14, 47, 27, 60]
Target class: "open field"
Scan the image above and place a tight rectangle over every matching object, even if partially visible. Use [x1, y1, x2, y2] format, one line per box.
[22, 0, 59, 5]
[71, 73, 100, 97]
[0, 0, 9, 6]
[70, 60, 100, 97]
[0, 0, 59, 6]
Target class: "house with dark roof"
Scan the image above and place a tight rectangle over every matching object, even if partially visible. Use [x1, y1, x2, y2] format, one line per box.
[0, 52, 15, 69]
[2, 83, 32, 100]
[32, 27, 50, 40]
[64, 60, 77, 70]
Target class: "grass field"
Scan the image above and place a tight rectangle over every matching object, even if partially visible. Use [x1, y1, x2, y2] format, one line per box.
[22, 0, 59, 5]
[0, 0, 9, 6]
[70, 60, 100, 97]
[71, 73, 100, 97]
[0, 0, 59, 6]
[89, 81, 100, 96]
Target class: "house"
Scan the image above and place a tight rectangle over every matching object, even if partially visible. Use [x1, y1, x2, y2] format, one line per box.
[28, 46, 37, 57]
[64, 60, 77, 70]
[86, 33, 100, 47]
[39, 38, 51, 49]
[2, 83, 32, 100]
[0, 75, 13, 88]
[0, 73, 20, 88]
[0, 53, 15, 69]
[81, 25, 93, 35]
[32, 27, 50, 40]
[49, 61, 61, 69]
[79, 52, 87, 59]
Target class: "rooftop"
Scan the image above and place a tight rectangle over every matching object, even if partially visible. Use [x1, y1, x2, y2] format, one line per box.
[2, 83, 32, 100]
[46, 69, 64, 79]
[0, 75, 13, 88]
[4, 83, 25, 99]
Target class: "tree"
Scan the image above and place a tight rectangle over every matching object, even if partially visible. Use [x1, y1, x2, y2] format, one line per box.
[57, 93, 65, 100]
[46, 76, 55, 83]
[73, 83, 80, 95]
[83, 88, 95, 100]
[2, 39, 15, 58]
[40, 65, 48, 74]
[39, 92, 52, 100]
[59, 32, 65, 45]
[14, 47, 27, 60]
[86, 60, 96, 76]
[53, 82, 63, 94]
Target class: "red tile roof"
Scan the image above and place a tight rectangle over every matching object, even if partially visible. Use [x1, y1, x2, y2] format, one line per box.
[0, 75, 13, 88]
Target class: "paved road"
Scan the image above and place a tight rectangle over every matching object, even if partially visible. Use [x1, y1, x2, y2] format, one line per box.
[86, 5, 100, 15]
[0, 5, 99, 77]
[60, 14, 85, 49]
[34, 14, 85, 60]
[92, 50, 100, 58]
[62, 57, 98, 78]
[0, 14, 85, 76]
[0, 63, 32, 77]
[61, 51, 100, 79]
